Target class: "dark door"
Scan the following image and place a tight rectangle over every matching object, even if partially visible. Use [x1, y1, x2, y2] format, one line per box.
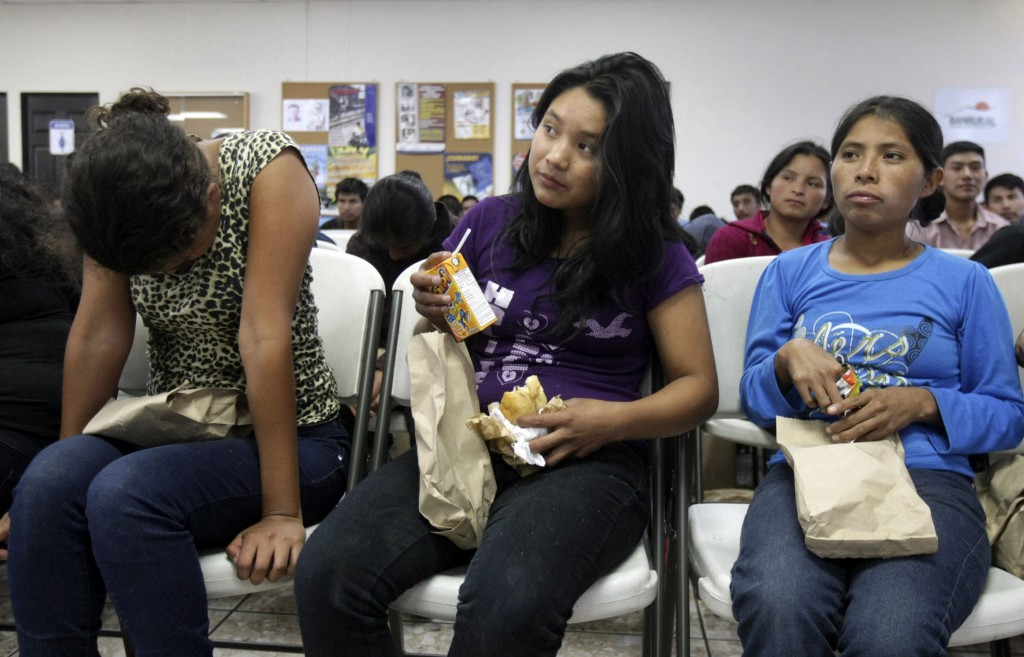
[21, 92, 98, 200]
[0, 93, 8, 164]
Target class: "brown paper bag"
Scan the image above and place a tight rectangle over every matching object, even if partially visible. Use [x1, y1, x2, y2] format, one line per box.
[83, 383, 253, 447]
[408, 331, 496, 549]
[776, 417, 938, 559]
[976, 454, 1024, 577]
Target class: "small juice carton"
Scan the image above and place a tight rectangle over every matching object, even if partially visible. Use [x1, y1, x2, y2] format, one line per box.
[427, 252, 497, 341]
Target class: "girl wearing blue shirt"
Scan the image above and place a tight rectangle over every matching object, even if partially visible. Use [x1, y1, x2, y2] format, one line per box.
[732, 96, 1024, 656]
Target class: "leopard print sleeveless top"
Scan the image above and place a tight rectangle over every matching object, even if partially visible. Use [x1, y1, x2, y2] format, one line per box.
[130, 130, 339, 426]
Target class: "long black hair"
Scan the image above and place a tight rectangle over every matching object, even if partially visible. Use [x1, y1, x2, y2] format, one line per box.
[360, 173, 450, 253]
[0, 170, 80, 290]
[505, 52, 685, 339]
[62, 87, 212, 274]
[830, 96, 945, 226]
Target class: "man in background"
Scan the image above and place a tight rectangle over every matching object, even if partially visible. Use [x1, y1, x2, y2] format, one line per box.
[730, 184, 760, 221]
[908, 141, 1008, 250]
[985, 173, 1024, 224]
[321, 178, 369, 230]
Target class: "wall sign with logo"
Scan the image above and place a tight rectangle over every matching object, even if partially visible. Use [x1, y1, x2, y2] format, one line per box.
[933, 88, 1011, 145]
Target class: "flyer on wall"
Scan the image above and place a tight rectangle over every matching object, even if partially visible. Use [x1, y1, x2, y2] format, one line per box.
[297, 144, 330, 211]
[282, 98, 329, 132]
[327, 83, 378, 186]
[512, 152, 528, 177]
[514, 88, 544, 140]
[454, 90, 490, 140]
[397, 83, 446, 153]
[444, 153, 493, 198]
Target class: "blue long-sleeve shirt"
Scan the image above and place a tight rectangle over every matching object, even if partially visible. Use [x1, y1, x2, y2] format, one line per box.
[741, 240, 1024, 477]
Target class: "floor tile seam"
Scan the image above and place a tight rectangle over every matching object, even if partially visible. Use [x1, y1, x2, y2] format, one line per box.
[208, 594, 253, 635]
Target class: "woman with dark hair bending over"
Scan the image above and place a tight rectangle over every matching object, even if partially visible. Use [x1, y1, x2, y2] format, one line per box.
[0, 172, 80, 521]
[732, 96, 1024, 655]
[294, 52, 718, 656]
[6, 89, 350, 656]
[346, 172, 452, 415]
[703, 140, 833, 263]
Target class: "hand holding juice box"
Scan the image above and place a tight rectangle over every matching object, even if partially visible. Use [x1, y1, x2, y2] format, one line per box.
[426, 229, 497, 341]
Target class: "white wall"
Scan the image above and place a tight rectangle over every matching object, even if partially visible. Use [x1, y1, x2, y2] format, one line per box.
[3, 0, 1023, 215]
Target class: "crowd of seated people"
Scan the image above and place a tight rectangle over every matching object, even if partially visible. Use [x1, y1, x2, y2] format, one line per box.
[4, 52, 1024, 657]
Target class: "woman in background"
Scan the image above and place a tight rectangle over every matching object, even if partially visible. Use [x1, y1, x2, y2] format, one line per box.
[0, 170, 79, 519]
[345, 172, 452, 415]
[704, 140, 832, 263]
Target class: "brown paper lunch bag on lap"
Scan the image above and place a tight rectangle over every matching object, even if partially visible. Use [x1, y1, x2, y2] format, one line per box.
[976, 454, 1024, 577]
[408, 331, 496, 550]
[776, 417, 938, 559]
[82, 383, 253, 447]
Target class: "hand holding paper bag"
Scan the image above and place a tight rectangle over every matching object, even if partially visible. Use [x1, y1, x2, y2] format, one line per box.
[776, 417, 938, 559]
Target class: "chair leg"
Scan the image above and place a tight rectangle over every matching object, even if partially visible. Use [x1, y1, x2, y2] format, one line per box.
[990, 638, 1012, 657]
[388, 608, 407, 655]
[676, 432, 692, 657]
[694, 428, 705, 503]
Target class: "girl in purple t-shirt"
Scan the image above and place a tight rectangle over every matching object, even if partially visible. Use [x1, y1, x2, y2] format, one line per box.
[296, 52, 718, 657]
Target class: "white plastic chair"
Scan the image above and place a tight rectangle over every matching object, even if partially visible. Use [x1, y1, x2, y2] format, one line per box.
[942, 247, 976, 258]
[695, 256, 777, 496]
[118, 248, 386, 653]
[117, 315, 149, 399]
[990, 263, 1024, 402]
[688, 502, 1024, 655]
[319, 227, 356, 252]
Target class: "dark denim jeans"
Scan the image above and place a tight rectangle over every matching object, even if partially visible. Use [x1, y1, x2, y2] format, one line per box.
[294, 442, 650, 657]
[0, 428, 53, 517]
[730, 463, 990, 657]
[8, 418, 349, 657]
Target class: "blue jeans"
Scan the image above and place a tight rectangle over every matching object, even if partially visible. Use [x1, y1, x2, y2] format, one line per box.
[730, 463, 990, 657]
[8, 418, 350, 657]
[294, 442, 650, 657]
[0, 428, 54, 517]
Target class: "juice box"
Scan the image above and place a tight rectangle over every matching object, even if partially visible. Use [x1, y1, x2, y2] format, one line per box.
[427, 254, 497, 341]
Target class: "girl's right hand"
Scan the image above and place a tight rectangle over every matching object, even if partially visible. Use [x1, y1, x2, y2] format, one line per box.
[0, 512, 9, 560]
[775, 339, 845, 411]
[411, 251, 455, 328]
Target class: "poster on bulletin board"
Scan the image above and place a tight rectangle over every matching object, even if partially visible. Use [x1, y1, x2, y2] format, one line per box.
[397, 83, 446, 153]
[394, 82, 495, 200]
[453, 89, 491, 140]
[282, 81, 379, 219]
[328, 83, 378, 183]
[444, 153, 493, 198]
[511, 83, 546, 177]
[298, 144, 329, 204]
[283, 99, 329, 132]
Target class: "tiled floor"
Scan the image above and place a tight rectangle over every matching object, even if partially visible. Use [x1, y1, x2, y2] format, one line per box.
[0, 563, 1018, 657]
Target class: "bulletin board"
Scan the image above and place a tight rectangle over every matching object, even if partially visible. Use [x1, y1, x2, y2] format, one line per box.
[281, 81, 379, 214]
[394, 82, 495, 200]
[511, 83, 546, 178]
